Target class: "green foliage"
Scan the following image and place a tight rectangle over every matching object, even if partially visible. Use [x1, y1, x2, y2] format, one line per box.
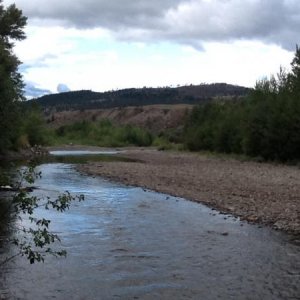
[152, 136, 173, 151]
[184, 100, 244, 153]
[158, 127, 185, 144]
[0, 103, 50, 150]
[0, 1, 47, 152]
[0, 1, 86, 266]
[17, 104, 49, 147]
[242, 72, 300, 161]
[0, 166, 84, 265]
[52, 119, 153, 147]
[290, 45, 300, 95]
[183, 46, 300, 162]
[0, 1, 27, 153]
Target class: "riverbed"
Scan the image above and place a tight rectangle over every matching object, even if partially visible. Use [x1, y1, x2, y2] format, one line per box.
[0, 154, 299, 299]
[78, 148, 300, 234]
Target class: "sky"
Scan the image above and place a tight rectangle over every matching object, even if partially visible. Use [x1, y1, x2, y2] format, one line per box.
[3, 0, 299, 98]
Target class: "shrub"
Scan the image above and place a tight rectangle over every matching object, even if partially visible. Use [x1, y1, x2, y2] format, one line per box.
[51, 119, 154, 147]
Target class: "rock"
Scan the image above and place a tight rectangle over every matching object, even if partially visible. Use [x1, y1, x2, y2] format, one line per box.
[247, 215, 258, 222]
[274, 221, 285, 230]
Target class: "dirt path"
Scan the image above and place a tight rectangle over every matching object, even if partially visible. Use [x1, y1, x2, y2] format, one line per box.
[77, 148, 300, 234]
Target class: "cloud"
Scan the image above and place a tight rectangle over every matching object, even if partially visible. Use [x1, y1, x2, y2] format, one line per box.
[24, 82, 51, 98]
[5, 0, 300, 50]
[18, 38, 293, 92]
[19, 54, 56, 74]
[57, 83, 70, 93]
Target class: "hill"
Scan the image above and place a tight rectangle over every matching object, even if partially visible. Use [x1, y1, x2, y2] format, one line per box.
[29, 83, 250, 112]
[46, 104, 193, 134]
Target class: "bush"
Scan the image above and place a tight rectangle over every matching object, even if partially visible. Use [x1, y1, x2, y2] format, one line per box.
[153, 137, 174, 151]
[51, 119, 154, 147]
[21, 108, 48, 146]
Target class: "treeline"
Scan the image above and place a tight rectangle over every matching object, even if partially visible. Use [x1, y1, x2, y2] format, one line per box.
[183, 46, 300, 162]
[52, 120, 153, 147]
[29, 83, 250, 113]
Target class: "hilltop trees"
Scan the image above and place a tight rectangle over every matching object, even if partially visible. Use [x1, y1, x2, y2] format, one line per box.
[30, 84, 250, 112]
[0, 0, 27, 152]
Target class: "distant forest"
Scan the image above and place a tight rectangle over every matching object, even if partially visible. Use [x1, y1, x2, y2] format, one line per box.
[29, 83, 250, 112]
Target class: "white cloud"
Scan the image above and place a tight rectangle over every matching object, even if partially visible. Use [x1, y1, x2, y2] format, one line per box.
[2, 0, 296, 95]
[4, 0, 300, 50]
[57, 83, 70, 93]
[16, 25, 294, 93]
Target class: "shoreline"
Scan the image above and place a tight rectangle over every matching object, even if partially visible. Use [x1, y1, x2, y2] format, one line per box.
[76, 148, 300, 235]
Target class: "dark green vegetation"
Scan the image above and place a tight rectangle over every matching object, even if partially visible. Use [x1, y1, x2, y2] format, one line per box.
[0, 1, 84, 265]
[52, 120, 153, 147]
[184, 46, 300, 162]
[17, 104, 50, 148]
[0, 1, 48, 154]
[0, 1, 26, 152]
[30, 83, 250, 112]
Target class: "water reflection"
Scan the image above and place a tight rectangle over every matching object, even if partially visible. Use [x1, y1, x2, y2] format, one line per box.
[0, 162, 299, 300]
[50, 150, 120, 156]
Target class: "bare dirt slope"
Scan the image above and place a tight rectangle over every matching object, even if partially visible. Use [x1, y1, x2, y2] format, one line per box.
[47, 104, 192, 133]
[78, 148, 300, 235]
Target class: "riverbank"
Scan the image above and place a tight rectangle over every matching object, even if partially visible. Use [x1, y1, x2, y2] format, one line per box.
[0, 146, 48, 162]
[77, 148, 300, 235]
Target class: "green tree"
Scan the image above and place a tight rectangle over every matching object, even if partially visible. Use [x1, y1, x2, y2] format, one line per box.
[0, 0, 27, 152]
[289, 45, 300, 95]
[21, 104, 49, 146]
[183, 45, 300, 161]
[242, 49, 300, 161]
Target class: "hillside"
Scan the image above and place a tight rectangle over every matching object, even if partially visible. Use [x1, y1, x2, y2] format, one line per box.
[30, 83, 250, 112]
[46, 104, 193, 134]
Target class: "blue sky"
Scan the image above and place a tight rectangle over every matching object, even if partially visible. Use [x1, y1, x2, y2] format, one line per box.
[3, 0, 298, 98]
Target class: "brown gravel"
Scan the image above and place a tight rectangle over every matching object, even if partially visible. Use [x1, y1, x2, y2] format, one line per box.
[78, 148, 300, 234]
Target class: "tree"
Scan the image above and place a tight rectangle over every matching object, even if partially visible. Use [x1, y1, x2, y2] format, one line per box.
[0, 1, 27, 152]
[183, 45, 300, 161]
[290, 45, 300, 95]
[0, 1, 85, 266]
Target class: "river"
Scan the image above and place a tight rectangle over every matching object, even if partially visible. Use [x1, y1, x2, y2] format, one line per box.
[0, 152, 299, 299]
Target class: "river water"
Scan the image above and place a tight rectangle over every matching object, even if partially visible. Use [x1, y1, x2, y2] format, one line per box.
[0, 154, 299, 299]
